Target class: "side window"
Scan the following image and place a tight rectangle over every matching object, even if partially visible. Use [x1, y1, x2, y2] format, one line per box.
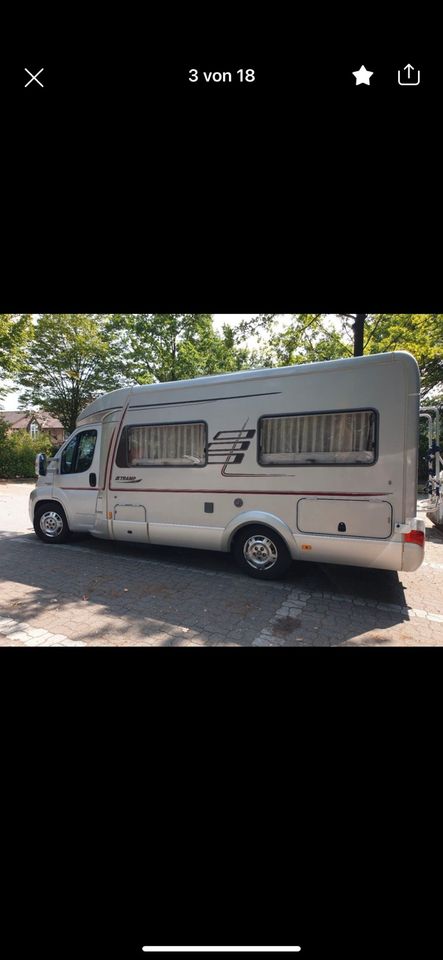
[76, 430, 97, 472]
[61, 430, 97, 474]
[259, 410, 376, 465]
[116, 422, 207, 467]
[61, 436, 78, 474]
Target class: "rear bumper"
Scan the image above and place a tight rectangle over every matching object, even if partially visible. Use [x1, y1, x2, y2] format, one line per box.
[289, 525, 425, 572]
[401, 541, 425, 572]
[400, 516, 426, 571]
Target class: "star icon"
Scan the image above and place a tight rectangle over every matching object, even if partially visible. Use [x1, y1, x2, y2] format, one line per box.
[352, 65, 373, 85]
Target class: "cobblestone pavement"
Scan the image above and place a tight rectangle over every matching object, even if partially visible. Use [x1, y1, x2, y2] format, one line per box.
[1, 482, 442, 646]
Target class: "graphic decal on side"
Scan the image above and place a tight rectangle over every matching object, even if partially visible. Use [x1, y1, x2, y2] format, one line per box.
[207, 429, 256, 466]
[114, 476, 142, 483]
[208, 421, 297, 477]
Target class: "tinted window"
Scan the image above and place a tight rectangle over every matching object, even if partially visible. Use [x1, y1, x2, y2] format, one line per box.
[61, 436, 78, 474]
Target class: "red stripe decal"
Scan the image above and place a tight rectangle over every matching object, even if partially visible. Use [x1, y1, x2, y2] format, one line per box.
[107, 402, 131, 488]
[103, 427, 116, 488]
[108, 487, 388, 496]
[60, 487, 105, 490]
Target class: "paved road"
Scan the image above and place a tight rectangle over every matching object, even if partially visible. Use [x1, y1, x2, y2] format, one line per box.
[1, 481, 442, 646]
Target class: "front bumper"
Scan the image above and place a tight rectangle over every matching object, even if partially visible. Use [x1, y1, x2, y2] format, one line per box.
[29, 489, 37, 524]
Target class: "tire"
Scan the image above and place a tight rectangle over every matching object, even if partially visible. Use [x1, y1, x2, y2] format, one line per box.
[233, 525, 292, 580]
[34, 504, 71, 544]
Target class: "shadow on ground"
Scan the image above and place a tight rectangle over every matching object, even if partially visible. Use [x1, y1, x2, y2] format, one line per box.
[425, 525, 443, 544]
[0, 532, 413, 646]
[293, 559, 407, 606]
[50, 530, 409, 606]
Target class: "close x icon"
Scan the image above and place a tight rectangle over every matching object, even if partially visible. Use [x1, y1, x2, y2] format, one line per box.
[24, 66, 44, 88]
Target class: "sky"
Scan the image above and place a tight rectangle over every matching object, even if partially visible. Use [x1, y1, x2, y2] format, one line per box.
[1, 314, 293, 409]
[2, 384, 23, 408]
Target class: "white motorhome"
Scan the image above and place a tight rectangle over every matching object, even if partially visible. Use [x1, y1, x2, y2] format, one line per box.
[30, 351, 425, 579]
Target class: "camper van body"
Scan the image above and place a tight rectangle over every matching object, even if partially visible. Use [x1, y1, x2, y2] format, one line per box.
[29, 352, 425, 577]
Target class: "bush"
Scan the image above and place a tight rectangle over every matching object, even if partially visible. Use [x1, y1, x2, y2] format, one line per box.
[0, 426, 55, 479]
[418, 422, 429, 484]
[418, 416, 442, 487]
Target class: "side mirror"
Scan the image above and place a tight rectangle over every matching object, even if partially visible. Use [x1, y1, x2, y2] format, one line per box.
[35, 453, 47, 477]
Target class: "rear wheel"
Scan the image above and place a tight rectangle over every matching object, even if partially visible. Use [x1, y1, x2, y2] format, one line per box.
[233, 526, 292, 580]
[34, 504, 71, 544]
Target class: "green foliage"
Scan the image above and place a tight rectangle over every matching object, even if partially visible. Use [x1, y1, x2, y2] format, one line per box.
[0, 417, 8, 446]
[6, 315, 252, 430]
[0, 426, 54, 479]
[363, 314, 443, 398]
[0, 314, 33, 398]
[109, 314, 251, 383]
[14, 314, 127, 433]
[270, 316, 350, 366]
[235, 313, 443, 402]
[236, 314, 351, 368]
[418, 420, 432, 485]
[4, 313, 442, 429]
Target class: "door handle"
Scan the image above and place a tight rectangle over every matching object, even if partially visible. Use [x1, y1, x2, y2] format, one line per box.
[89, 473, 97, 487]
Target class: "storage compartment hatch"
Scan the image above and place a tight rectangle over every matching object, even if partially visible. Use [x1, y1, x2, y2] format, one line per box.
[297, 498, 393, 539]
[113, 503, 149, 542]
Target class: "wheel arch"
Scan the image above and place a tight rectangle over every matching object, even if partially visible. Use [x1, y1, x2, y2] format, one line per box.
[223, 510, 296, 557]
[33, 498, 71, 526]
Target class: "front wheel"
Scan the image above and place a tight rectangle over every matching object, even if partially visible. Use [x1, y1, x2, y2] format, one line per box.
[233, 526, 292, 580]
[34, 504, 71, 544]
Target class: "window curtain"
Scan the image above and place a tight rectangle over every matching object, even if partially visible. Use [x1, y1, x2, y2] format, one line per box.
[261, 411, 375, 464]
[128, 423, 205, 466]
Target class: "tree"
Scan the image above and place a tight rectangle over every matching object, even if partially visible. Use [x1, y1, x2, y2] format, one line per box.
[14, 314, 126, 434]
[353, 314, 366, 356]
[0, 314, 33, 400]
[362, 314, 443, 400]
[235, 314, 350, 368]
[332, 314, 367, 356]
[109, 314, 251, 383]
[8, 314, 252, 434]
[235, 313, 443, 402]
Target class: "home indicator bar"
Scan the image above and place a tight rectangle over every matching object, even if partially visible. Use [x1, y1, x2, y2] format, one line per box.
[142, 950, 302, 954]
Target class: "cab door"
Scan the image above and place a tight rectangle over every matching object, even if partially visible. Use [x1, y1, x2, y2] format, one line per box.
[56, 428, 101, 530]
